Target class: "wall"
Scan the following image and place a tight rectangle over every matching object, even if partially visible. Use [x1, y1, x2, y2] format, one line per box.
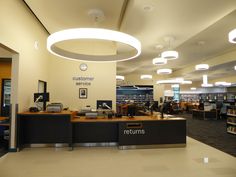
[0, 61, 12, 113]
[0, 0, 50, 111]
[48, 56, 116, 111]
[0, 0, 50, 149]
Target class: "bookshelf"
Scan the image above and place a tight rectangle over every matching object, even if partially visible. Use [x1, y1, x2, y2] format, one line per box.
[116, 86, 153, 104]
[227, 106, 236, 135]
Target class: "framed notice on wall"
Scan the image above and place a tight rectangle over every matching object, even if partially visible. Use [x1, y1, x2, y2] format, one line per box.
[79, 88, 87, 99]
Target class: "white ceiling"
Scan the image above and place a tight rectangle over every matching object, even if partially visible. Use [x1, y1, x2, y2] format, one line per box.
[14, 0, 236, 83]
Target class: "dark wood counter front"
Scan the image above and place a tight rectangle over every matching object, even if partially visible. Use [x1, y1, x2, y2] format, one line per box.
[17, 111, 74, 149]
[17, 112, 186, 149]
[72, 116, 186, 147]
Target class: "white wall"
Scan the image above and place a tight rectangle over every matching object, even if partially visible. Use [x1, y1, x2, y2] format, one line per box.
[0, 0, 50, 149]
[0, 0, 50, 111]
[48, 56, 116, 111]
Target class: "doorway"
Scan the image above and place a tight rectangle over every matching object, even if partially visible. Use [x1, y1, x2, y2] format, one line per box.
[1, 79, 11, 117]
[0, 43, 19, 153]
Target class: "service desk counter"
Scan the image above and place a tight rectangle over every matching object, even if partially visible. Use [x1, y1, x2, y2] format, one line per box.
[192, 109, 218, 120]
[17, 112, 186, 149]
[71, 116, 186, 148]
[17, 111, 74, 149]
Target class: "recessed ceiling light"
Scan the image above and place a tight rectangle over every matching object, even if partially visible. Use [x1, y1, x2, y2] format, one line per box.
[143, 5, 154, 12]
[191, 87, 196, 90]
[157, 69, 172, 75]
[154, 44, 164, 50]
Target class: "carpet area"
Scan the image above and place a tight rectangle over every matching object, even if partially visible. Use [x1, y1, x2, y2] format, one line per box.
[181, 113, 236, 157]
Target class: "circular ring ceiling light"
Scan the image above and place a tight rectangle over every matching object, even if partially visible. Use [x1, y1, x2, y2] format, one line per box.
[157, 69, 172, 75]
[152, 57, 167, 65]
[161, 50, 179, 60]
[47, 28, 141, 62]
[116, 75, 125, 81]
[140, 75, 152, 80]
[195, 64, 209, 70]
[228, 29, 236, 43]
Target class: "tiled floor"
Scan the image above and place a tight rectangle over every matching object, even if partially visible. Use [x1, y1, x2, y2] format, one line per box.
[0, 137, 235, 177]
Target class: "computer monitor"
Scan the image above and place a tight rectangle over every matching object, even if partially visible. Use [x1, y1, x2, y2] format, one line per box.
[34, 92, 50, 102]
[97, 100, 112, 109]
[127, 104, 136, 118]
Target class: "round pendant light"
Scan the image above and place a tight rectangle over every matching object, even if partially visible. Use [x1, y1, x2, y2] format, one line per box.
[140, 75, 152, 80]
[161, 50, 179, 60]
[152, 57, 167, 65]
[157, 69, 172, 75]
[47, 28, 141, 62]
[228, 28, 236, 43]
[116, 75, 125, 81]
[161, 36, 179, 60]
[195, 64, 209, 70]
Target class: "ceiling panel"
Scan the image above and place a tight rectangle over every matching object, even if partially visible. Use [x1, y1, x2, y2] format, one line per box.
[23, 0, 236, 85]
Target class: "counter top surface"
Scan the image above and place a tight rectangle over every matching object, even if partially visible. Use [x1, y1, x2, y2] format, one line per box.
[71, 116, 185, 122]
[0, 116, 10, 126]
[18, 112, 185, 122]
[0, 116, 8, 121]
[18, 111, 74, 115]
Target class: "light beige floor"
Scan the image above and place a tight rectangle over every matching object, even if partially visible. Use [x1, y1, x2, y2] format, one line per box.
[0, 137, 235, 177]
